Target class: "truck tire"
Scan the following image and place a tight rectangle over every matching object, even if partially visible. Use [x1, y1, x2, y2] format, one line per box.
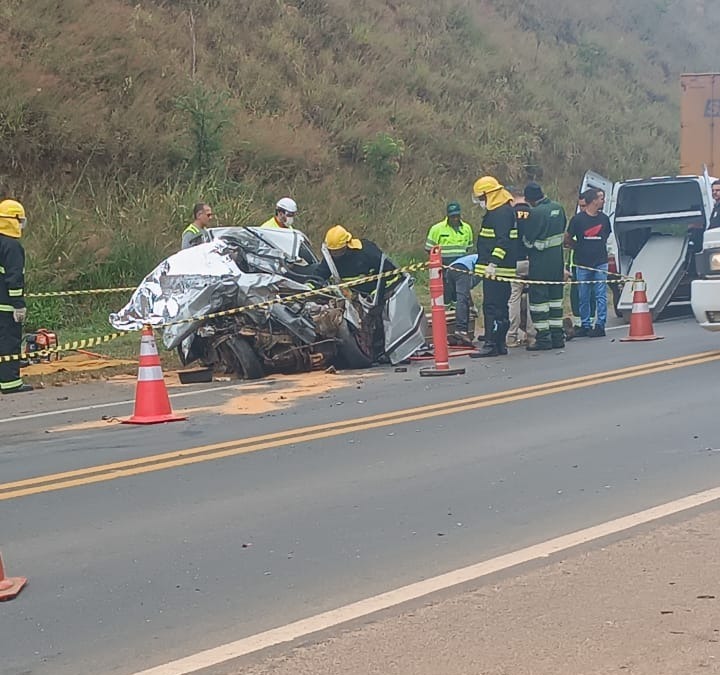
[225, 336, 265, 380]
[336, 322, 374, 370]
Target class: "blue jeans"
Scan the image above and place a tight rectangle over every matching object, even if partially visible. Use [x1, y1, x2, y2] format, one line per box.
[577, 264, 608, 328]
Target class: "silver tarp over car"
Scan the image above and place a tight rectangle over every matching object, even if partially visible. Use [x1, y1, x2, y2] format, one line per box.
[110, 227, 426, 365]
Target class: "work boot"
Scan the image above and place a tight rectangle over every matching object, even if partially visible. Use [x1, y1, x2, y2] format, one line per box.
[551, 328, 565, 349]
[589, 325, 606, 338]
[574, 326, 590, 338]
[563, 317, 575, 341]
[526, 331, 552, 351]
[526, 341, 553, 352]
[451, 331, 474, 347]
[1, 384, 34, 395]
[470, 340, 498, 358]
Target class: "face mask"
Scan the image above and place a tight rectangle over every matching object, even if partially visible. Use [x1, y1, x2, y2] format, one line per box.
[478, 199, 487, 209]
[285, 216, 294, 227]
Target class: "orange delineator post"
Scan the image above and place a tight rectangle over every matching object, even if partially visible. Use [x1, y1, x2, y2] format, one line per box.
[0, 552, 27, 602]
[123, 325, 188, 425]
[620, 272, 664, 342]
[420, 247, 466, 377]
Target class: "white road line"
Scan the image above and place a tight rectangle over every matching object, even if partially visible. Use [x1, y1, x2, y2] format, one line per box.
[131, 485, 720, 675]
[0, 383, 252, 424]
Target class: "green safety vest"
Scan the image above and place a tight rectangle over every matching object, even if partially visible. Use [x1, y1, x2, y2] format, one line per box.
[425, 219, 474, 260]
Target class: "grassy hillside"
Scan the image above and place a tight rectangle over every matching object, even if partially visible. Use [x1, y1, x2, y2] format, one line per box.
[2, 0, 720, 312]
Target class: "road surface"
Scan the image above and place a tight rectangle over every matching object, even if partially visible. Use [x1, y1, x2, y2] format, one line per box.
[1, 317, 719, 675]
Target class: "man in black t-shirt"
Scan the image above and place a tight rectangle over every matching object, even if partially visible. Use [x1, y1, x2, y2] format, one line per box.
[564, 188, 612, 337]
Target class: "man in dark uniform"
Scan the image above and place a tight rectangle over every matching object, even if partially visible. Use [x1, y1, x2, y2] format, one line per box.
[316, 225, 400, 295]
[0, 199, 32, 394]
[469, 176, 518, 358]
[523, 182, 567, 350]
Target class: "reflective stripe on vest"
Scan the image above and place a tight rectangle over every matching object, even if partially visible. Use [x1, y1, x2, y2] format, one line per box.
[474, 264, 515, 278]
[525, 233, 564, 251]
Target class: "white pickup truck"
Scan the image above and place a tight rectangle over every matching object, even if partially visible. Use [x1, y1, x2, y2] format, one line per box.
[581, 170, 715, 320]
[691, 227, 720, 330]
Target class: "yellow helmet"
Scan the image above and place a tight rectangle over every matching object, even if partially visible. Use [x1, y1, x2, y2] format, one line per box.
[472, 176, 502, 203]
[325, 225, 361, 250]
[0, 199, 26, 239]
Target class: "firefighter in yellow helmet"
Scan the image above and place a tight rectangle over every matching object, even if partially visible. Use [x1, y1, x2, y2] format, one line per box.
[316, 225, 400, 295]
[469, 176, 519, 358]
[0, 200, 32, 393]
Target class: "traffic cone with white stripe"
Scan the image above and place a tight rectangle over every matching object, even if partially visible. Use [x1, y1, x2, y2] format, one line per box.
[621, 273, 663, 342]
[419, 246, 466, 377]
[123, 325, 187, 425]
[0, 551, 27, 601]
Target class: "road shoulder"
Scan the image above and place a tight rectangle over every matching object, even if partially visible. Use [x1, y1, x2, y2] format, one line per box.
[236, 508, 720, 675]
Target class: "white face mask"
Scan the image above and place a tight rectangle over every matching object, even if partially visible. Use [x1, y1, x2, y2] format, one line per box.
[285, 216, 294, 227]
[478, 199, 487, 209]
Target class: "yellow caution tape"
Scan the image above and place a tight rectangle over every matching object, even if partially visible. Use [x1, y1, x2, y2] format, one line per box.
[26, 287, 137, 299]
[0, 332, 130, 363]
[570, 264, 631, 281]
[443, 264, 624, 285]
[157, 261, 429, 330]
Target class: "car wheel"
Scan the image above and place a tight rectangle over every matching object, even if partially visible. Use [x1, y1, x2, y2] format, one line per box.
[336, 321, 374, 369]
[224, 336, 265, 380]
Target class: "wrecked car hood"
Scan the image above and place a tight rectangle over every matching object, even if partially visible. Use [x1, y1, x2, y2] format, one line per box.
[109, 229, 312, 349]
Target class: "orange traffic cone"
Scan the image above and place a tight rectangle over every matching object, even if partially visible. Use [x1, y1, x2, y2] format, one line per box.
[621, 272, 664, 342]
[123, 326, 187, 425]
[419, 246, 465, 377]
[0, 552, 27, 601]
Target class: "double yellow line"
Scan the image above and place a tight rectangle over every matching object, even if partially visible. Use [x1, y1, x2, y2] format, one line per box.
[2, 350, 718, 502]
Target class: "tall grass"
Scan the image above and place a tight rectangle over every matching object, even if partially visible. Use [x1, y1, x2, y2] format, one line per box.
[3, 0, 720, 331]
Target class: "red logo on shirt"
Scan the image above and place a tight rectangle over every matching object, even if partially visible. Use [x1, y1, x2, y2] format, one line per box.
[584, 224, 603, 239]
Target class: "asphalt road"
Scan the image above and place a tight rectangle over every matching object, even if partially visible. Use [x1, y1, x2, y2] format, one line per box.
[2, 317, 720, 675]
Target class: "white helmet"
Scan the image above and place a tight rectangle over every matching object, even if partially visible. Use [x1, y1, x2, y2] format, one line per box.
[276, 197, 297, 214]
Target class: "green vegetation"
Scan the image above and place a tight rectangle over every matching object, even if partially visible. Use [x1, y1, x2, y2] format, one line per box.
[2, 0, 719, 337]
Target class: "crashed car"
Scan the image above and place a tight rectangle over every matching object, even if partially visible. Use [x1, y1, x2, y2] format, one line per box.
[110, 227, 426, 379]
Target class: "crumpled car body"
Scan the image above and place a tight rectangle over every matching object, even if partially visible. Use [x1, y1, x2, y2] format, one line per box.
[110, 227, 426, 378]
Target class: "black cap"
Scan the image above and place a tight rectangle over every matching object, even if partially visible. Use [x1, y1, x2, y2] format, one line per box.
[524, 182, 544, 202]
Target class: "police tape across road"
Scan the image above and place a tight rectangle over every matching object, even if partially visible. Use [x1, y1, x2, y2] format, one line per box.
[5, 260, 637, 363]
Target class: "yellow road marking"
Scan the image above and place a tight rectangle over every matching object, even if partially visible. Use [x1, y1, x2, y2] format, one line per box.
[2, 350, 719, 502]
